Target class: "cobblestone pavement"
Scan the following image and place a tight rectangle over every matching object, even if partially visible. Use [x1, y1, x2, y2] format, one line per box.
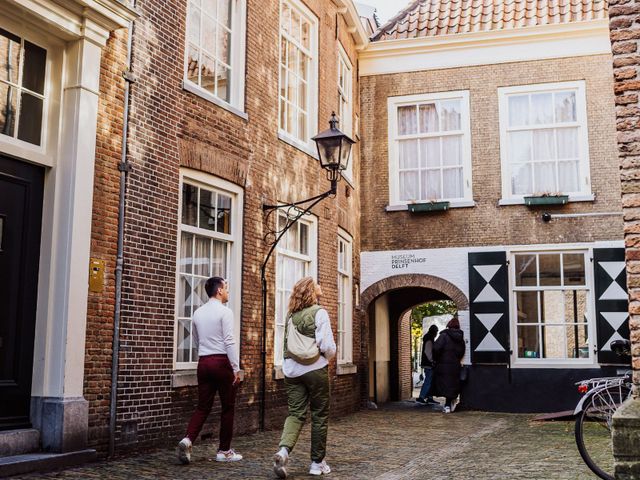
[16, 400, 599, 480]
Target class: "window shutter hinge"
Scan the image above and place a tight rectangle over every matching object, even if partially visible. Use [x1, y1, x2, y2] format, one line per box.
[123, 69, 138, 84]
[119, 162, 133, 173]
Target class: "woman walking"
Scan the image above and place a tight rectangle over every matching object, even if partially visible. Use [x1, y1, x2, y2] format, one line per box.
[273, 277, 336, 478]
[433, 316, 465, 413]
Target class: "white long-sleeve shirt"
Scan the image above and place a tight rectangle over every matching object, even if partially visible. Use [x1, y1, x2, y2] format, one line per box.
[192, 298, 240, 373]
[282, 307, 336, 378]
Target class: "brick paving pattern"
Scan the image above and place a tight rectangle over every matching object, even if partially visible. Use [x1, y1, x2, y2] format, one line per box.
[16, 401, 599, 479]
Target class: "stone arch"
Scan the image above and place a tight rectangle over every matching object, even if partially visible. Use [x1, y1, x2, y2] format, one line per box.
[360, 274, 469, 311]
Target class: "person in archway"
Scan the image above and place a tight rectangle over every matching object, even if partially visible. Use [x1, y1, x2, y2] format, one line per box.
[433, 316, 465, 413]
[273, 277, 336, 478]
[416, 324, 439, 406]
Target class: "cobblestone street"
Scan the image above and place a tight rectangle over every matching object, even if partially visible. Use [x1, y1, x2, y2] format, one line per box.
[15, 401, 599, 480]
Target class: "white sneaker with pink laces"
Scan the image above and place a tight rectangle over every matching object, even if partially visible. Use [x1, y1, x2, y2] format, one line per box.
[309, 460, 331, 476]
[216, 449, 243, 462]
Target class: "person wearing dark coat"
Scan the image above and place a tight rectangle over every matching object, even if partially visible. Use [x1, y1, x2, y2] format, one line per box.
[433, 316, 465, 413]
[416, 325, 438, 405]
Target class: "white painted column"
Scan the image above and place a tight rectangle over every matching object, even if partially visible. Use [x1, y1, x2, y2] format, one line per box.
[31, 34, 103, 453]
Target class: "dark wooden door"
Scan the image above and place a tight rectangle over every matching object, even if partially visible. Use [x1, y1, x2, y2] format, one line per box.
[0, 155, 44, 430]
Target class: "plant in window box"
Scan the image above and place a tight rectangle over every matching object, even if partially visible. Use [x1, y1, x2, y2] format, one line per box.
[407, 198, 450, 213]
[523, 191, 569, 206]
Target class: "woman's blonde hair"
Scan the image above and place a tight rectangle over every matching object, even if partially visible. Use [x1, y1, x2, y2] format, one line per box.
[287, 276, 318, 315]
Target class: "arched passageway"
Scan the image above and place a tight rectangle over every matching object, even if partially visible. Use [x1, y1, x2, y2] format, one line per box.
[361, 275, 469, 404]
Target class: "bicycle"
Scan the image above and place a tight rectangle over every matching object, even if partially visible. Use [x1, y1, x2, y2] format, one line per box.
[574, 339, 633, 480]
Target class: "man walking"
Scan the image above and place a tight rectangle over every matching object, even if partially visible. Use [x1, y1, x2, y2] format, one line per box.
[177, 277, 242, 464]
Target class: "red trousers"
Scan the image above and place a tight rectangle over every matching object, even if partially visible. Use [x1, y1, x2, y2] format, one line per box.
[185, 354, 237, 451]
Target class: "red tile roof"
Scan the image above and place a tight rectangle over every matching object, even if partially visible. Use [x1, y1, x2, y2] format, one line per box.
[371, 0, 608, 41]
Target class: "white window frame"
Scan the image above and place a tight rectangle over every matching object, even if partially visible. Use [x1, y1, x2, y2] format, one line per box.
[337, 43, 353, 183]
[277, 0, 319, 156]
[508, 246, 597, 368]
[387, 91, 473, 208]
[274, 212, 318, 367]
[0, 19, 61, 167]
[337, 228, 353, 365]
[183, 0, 247, 118]
[498, 81, 593, 204]
[174, 169, 244, 370]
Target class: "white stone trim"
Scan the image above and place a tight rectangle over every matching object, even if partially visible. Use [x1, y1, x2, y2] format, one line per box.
[359, 20, 611, 76]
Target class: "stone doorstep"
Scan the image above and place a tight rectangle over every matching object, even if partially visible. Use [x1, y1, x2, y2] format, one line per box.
[0, 429, 39, 457]
[0, 449, 96, 477]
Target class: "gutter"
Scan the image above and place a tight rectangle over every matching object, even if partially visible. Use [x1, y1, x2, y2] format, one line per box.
[109, 0, 137, 458]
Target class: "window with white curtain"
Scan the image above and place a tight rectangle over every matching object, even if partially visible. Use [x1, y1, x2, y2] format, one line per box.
[511, 250, 592, 364]
[337, 44, 353, 181]
[498, 81, 591, 200]
[176, 171, 243, 368]
[387, 91, 472, 206]
[337, 230, 353, 364]
[184, 0, 246, 112]
[278, 0, 318, 151]
[274, 213, 318, 366]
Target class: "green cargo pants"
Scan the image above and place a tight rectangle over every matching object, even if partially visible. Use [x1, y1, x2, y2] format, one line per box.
[279, 366, 330, 462]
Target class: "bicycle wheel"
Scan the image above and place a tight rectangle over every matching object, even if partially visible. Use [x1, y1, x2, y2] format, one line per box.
[575, 384, 632, 480]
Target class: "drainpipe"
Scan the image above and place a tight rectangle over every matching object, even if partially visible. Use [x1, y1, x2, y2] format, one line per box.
[109, 2, 137, 458]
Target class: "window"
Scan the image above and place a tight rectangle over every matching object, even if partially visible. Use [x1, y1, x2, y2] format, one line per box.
[337, 230, 353, 364]
[499, 81, 590, 200]
[0, 28, 47, 147]
[338, 44, 353, 181]
[278, 0, 318, 150]
[176, 172, 243, 367]
[387, 91, 472, 206]
[274, 213, 317, 366]
[511, 251, 592, 363]
[184, 0, 246, 111]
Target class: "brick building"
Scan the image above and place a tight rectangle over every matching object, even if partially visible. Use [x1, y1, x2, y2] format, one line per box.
[358, 0, 630, 413]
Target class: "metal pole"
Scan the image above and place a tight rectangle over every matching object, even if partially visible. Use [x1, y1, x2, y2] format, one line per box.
[109, 4, 136, 457]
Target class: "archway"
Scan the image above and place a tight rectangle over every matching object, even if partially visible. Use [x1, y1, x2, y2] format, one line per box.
[361, 275, 469, 404]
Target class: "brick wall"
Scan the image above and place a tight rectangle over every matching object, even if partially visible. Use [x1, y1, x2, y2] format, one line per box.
[86, 0, 365, 455]
[360, 55, 622, 253]
[608, 0, 640, 390]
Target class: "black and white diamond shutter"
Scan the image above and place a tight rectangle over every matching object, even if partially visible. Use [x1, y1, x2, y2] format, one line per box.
[593, 248, 629, 365]
[468, 252, 510, 364]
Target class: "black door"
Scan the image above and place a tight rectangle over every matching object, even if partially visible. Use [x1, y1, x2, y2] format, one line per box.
[0, 155, 44, 430]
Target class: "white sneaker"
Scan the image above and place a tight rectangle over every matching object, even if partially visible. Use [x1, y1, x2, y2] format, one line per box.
[216, 449, 243, 462]
[309, 460, 331, 476]
[444, 406, 451, 414]
[273, 449, 289, 478]
[177, 437, 192, 464]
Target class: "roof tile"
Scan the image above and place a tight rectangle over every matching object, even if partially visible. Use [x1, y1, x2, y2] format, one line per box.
[371, 0, 607, 41]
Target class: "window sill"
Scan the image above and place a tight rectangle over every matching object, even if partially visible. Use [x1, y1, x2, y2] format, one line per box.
[510, 361, 597, 369]
[172, 368, 245, 387]
[498, 193, 595, 206]
[386, 200, 475, 212]
[182, 81, 248, 121]
[278, 131, 319, 159]
[337, 363, 357, 375]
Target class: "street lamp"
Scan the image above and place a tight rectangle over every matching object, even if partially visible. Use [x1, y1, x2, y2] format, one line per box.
[259, 113, 354, 431]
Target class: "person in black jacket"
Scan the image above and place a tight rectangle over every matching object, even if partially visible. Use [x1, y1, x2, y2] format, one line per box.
[433, 316, 465, 413]
[416, 324, 439, 405]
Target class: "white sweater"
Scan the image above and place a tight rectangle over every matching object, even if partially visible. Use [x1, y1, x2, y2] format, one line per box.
[282, 308, 336, 378]
[192, 298, 240, 373]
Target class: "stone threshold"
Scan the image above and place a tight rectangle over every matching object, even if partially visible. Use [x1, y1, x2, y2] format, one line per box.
[0, 449, 96, 477]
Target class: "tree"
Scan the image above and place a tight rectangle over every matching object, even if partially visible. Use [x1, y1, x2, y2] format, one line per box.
[410, 300, 457, 373]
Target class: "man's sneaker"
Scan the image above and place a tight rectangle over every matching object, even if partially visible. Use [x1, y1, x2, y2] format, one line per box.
[426, 398, 439, 406]
[444, 406, 451, 414]
[309, 460, 331, 476]
[216, 449, 243, 462]
[273, 449, 289, 478]
[177, 437, 192, 464]
[415, 397, 427, 404]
